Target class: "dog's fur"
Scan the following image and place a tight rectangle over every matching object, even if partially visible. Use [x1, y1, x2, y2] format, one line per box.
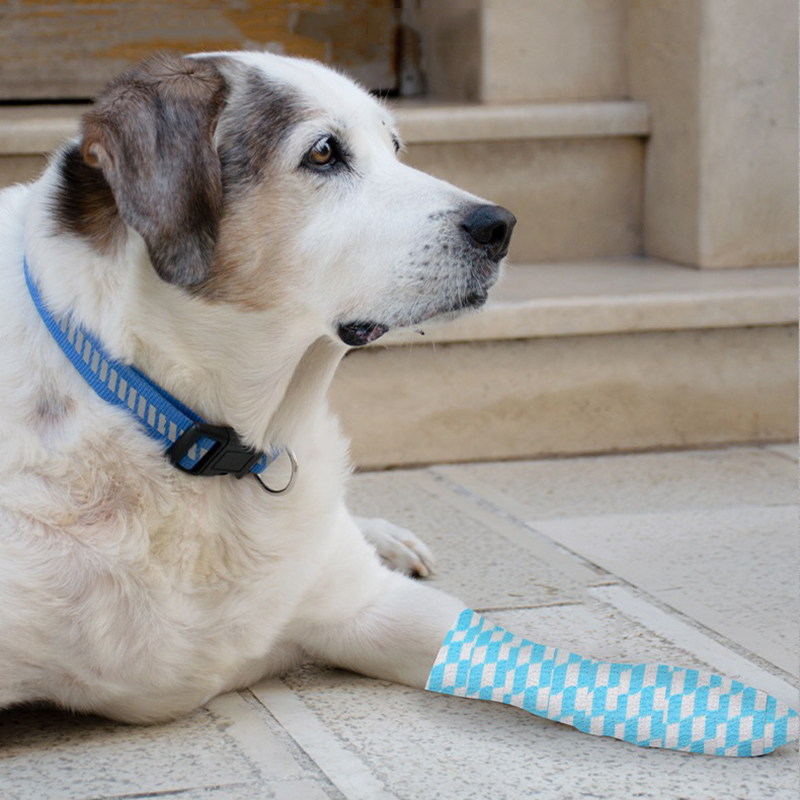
[0, 52, 514, 723]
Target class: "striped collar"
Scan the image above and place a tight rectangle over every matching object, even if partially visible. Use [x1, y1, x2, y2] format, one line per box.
[24, 257, 296, 494]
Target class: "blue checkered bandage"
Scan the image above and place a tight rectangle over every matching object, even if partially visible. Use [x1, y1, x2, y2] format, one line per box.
[426, 609, 799, 756]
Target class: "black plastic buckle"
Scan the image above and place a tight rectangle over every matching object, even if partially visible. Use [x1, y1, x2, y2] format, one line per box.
[167, 422, 263, 479]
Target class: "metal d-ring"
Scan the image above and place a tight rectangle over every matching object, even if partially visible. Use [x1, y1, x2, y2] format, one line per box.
[253, 448, 298, 496]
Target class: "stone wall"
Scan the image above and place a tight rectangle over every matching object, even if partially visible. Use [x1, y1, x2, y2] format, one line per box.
[629, 0, 798, 268]
[413, 0, 797, 268]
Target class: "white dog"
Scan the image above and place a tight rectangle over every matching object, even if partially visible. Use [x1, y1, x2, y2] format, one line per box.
[0, 52, 515, 723]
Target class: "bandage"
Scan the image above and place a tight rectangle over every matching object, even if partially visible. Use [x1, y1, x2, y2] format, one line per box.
[425, 609, 798, 756]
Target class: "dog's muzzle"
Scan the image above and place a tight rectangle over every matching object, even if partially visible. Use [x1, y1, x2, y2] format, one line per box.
[336, 204, 516, 348]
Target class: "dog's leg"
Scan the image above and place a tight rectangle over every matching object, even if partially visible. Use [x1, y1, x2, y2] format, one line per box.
[356, 516, 436, 578]
[303, 577, 799, 756]
[301, 565, 464, 689]
[296, 513, 798, 757]
[293, 509, 462, 688]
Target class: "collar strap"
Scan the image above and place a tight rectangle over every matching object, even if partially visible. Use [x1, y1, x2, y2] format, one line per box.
[24, 257, 277, 480]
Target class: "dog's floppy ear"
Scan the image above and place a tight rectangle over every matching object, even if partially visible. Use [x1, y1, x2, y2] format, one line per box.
[80, 54, 227, 286]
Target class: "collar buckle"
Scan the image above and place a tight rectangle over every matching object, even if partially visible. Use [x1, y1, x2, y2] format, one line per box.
[168, 422, 263, 479]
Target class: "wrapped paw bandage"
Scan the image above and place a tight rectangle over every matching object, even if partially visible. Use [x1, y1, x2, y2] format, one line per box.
[425, 609, 798, 756]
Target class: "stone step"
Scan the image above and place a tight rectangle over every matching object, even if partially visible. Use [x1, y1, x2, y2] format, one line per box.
[0, 104, 83, 189]
[0, 100, 649, 263]
[396, 101, 650, 143]
[330, 258, 798, 468]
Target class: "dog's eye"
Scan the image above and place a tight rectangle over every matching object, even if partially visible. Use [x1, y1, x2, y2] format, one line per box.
[307, 137, 337, 169]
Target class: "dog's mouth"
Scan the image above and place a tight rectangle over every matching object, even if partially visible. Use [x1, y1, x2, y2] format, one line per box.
[337, 289, 491, 347]
[337, 321, 390, 347]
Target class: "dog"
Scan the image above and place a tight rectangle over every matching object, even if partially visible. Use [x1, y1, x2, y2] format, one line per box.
[0, 51, 515, 724]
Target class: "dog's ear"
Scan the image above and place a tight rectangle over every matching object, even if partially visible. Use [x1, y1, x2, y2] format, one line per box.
[80, 54, 227, 286]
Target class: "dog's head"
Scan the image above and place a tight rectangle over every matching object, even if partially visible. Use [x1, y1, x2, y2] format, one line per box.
[57, 52, 515, 347]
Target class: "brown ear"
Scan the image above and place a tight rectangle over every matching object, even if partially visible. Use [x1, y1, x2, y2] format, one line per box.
[80, 54, 227, 285]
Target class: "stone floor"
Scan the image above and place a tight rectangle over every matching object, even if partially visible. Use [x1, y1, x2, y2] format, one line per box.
[1, 444, 797, 800]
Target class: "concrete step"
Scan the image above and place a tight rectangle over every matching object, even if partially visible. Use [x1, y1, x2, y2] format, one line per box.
[0, 100, 649, 263]
[0, 104, 82, 189]
[330, 258, 798, 468]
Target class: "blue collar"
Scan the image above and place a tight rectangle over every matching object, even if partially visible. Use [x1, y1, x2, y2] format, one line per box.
[24, 257, 295, 493]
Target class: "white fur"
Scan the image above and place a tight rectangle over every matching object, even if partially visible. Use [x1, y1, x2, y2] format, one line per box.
[0, 52, 500, 723]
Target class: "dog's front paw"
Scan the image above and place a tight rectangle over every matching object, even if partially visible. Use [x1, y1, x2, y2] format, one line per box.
[357, 517, 436, 578]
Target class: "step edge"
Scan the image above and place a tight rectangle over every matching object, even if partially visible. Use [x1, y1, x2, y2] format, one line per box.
[0, 110, 83, 155]
[0, 100, 650, 155]
[372, 284, 798, 347]
[393, 100, 651, 143]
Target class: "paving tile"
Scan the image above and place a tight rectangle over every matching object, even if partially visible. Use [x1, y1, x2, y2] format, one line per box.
[0, 692, 311, 800]
[251, 680, 397, 800]
[434, 446, 797, 520]
[764, 442, 798, 461]
[347, 469, 600, 610]
[105, 781, 331, 800]
[128, 779, 333, 800]
[4, 449, 796, 800]
[590, 584, 797, 708]
[259, 602, 797, 800]
[270, 781, 335, 800]
[531, 505, 799, 676]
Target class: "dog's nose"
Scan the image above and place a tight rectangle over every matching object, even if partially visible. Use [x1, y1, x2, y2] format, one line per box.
[461, 204, 517, 260]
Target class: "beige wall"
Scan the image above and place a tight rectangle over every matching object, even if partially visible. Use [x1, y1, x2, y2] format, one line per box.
[415, 0, 628, 103]
[629, 0, 798, 268]
[700, 0, 798, 266]
[628, 2, 703, 266]
[481, 0, 629, 103]
[416, 0, 797, 269]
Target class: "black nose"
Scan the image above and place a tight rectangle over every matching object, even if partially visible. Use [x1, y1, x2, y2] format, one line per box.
[461, 204, 517, 260]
